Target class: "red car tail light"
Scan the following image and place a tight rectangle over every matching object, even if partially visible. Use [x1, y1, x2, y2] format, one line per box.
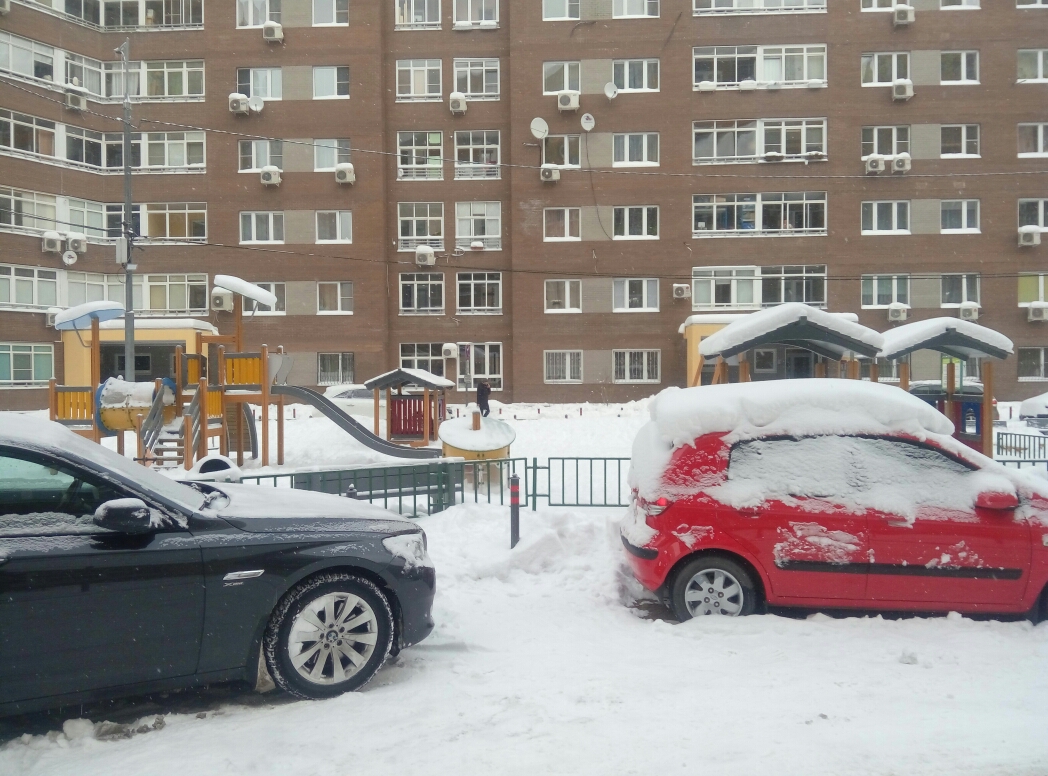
[642, 497, 672, 526]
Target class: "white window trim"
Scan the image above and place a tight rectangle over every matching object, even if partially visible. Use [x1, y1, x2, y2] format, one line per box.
[612, 59, 660, 92]
[940, 200, 980, 234]
[397, 202, 445, 251]
[395, 59, 443, 102]
[452, 0, 499, 27]
[940, 124, 980, 158]
[237, 0, 279, 28]
[1019, 123, 1048, 157]
[248, 281, 286, 315]
[939, 274, 980, 308]
[612, 349, 661, 384]
[612, 0, 659, 19]
[940, 0, 979, 8]
[690, 266, 761, 311]
[544, 278, 582, 313]
[613, 133, 660, 167]
[612, 206, 659, 240]
[314, 138, 351, 171]
[543, 208, 581, 242]
[940, 51, 980, 85]
[692, 44, 828, 91]
[542, 135, 581, 168]
[1019, 198, 1048, 231]
[613, 278, 659, 312]
[238, 67, 282, 101]
[312, 66, 350, 100]
[313, 0, 349, 25]
[861, 201, 910, 235]
[543, 350, 583, 384]
[397, 131, 444, 181]
[1018, 274, 1048, 307]
[399, 272, 445, 316]
[315, 210, 353, 243]
[456, 271, 502, 314]
[454, 201, 502, 251]
[860, 51, 910, 86]
[316, 281, 354, 315]
[753, 348, 777, 373]
[452, 58, 501, 101]
[692, 118, 827, 165]
[694, 0, 825, 15]
[0, 264, 59, 312]
[239, 211, 284, 244]
[453, 130, 500, 180]
[542, 0, 580, 21]
[395, 0, 442, 29]
[238, 139, 282, 173]
[692, 192, 828, 238]
[861, 125, 910, 160]
[0, 343, 54, 388]
[860, 274, 910, 309]
[542, 61, 581, 94]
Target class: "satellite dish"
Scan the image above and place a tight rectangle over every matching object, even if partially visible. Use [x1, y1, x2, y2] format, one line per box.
[580, 113, 595, 132]
[248, 95, 265, 112]
[61, 250, 78, 266]
[604, 82, 618, 100]
[530, 117, 549, 140]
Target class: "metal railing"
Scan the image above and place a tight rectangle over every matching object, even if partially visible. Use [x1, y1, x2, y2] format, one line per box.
[996, 432, 1048, 460]
[998, 459, 1048, 470]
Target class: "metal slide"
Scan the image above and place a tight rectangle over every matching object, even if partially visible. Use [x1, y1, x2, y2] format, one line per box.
[271, 385, 443, 459]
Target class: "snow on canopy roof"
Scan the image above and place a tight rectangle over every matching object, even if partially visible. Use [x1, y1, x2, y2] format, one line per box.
[878, 318, 1013, 361]
[438, 416, 516, 452]
[213, 274, 279, 308]
[53, 300, 124, 330]
[697, 303, 884, 360]
[364, 368, 454, 391]
[98, 318, 218, 333]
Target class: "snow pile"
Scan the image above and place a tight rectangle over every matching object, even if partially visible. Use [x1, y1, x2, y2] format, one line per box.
[879, 317, 1013, 359]
[212, 275, 278, 308]
[697, 303, 883, 358]
[1020, 390, 1048, 418]
[438, 416, 516, 452]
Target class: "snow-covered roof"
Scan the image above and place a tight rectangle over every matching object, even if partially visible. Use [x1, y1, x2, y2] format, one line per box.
[364, 368, 454, 391]
[878, 318, 1013, 361]
[1019, 391, 1048, 418]
[53, 300, 124, 331]
[213, 274, 279, 308]
[678, 311, 858, 335]
[697, 304, 883, 360]
[97, 318, 218, 333]
[438, 416, 516, 451]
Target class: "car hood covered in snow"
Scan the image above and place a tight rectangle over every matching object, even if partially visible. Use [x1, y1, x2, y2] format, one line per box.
[202, 483, 418, 535]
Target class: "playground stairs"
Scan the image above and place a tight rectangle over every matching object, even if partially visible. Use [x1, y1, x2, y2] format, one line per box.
[152, 424, 187, 469]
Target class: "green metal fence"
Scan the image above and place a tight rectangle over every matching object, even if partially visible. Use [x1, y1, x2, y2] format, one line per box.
[996, 432, 1048, 460]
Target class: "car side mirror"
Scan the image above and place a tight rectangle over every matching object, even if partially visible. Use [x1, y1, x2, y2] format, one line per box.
[93, 498, 158, 534]
[975, 491, 1019, 511]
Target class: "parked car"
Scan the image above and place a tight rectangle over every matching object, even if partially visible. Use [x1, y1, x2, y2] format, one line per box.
[1019, 390, 1048, 432]
[0, 415, 435, 716]
[312, 384, 382, 419]
[621, 380, 1048, 623]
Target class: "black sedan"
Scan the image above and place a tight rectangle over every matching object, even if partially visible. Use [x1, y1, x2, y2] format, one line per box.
[0, 415, 435, 716]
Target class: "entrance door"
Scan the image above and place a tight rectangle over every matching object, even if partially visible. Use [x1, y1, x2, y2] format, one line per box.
[784, 350, 813, 379]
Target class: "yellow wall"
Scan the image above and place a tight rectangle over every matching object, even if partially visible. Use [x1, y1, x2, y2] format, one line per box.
[682, 322, 731, 387]
[62, 327, 205, 386]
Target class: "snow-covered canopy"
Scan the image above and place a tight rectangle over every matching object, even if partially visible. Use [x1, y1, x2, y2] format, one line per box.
[364, 368, 455, 391]
[697, 304, 884, 360]
[98, 318, 217, 333]
[438, 416, 516, 452]
[878, 318, 1013, 361]
[53, 300, 124, 331]
[213, 274, 279, 309]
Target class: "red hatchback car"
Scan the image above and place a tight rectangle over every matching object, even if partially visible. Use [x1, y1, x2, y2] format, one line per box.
[621, 380, 1048, 622]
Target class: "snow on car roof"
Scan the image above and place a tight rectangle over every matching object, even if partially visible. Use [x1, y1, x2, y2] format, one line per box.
[1019, 391, 1048, 417]
[878, 318, 1013, 361]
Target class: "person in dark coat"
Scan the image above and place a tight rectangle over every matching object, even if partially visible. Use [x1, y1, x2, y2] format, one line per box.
[476, 379, 491, 417]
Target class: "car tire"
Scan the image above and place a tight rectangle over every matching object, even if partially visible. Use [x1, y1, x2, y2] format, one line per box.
[264, 573, 394, 700]
[670, 556, 758, 622]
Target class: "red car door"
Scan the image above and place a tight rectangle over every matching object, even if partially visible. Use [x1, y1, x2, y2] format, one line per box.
[861, 438, 1032, 608]
[724, 436, 869, 602]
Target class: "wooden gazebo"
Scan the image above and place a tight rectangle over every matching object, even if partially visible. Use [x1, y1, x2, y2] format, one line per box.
[363, 368, 454, 446]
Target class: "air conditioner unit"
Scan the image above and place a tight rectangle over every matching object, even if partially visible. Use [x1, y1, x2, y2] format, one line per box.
[449, 91, 467, 114]
[892, 79, 914, 101]
[262, 20, 283, 41]
[892, 153, 911, 173]
[211, 290, 234, 312]
[887, 302, 910, 322]
[557, 90, 580, 112]
[762, 151, 786, 162]
[334, 162, 355, 184]
[65, 90, 87, 112]
[893, 4, 915, 26]
[540, 164, 560, 182]
[66, 232, 87, 253]
[260, 165, 281, 186]
[415, 245, 436, 266]
[0, 0, 10, 15]
[739, 79, 758, 92]
[229, 93, 250, 114]
[441, 343, 458, 359]
[959, 301, 980, 321]
[697, 80, 716, 92]
[1019, 226, 1042, 247]
[46, 308, 60, 327]
[865, 155, 886, 174]
[41, 231, 62, 253]
[1028, 303, 1048, 322]
[672, 284, 692, 300]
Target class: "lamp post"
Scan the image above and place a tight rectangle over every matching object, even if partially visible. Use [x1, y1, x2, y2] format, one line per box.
[115, 38, 136, 380]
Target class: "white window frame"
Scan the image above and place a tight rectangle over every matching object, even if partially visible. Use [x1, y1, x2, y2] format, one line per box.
[400, 343, 446, 377]
[542, 135, 581, 167]
[542, 61, 580, 94]
[318, 352, 354, 385]
[613, 0, 658, 19]
[753, 348, 777, 373]
[313, 66, 350, 99]
[1019, 274, 1048, 307]
[861, 125, 909, 159]
[238, 139, 282, 172]
[940, 273, 980, 308]
[1017, 0, 1048, 7]
[542, 0, 580, 20]
[0, 111, 56, 162]
[142, 202, 206, 242]
[693, 44, 827, 90]
[695, 0, 825, 13]
[940, 124, 979, 158]
[455, 201, 501, 251]
[940, 51, 979, 84]
[543, 208, 581, 241]
[760, 265, 827, 308]
[396, 59, 442, 101]
[861, 274, 910, 309]
[940, 200, 980, 234]
[237, 0, 280, 27]
[861, 201, 910, 235]
[613, 278, 659, 312]
[544, 351, 582, 384]
[143, 131, 205, 169]
[691, 266, 760, 311]
[314, 138, 351, 170]
[0, 343, 54, 387]
[237, 67, 282, 100]
[0, 265, 59, 311]
[458, 342, 502, 391]
[453, 0, 498, 27]
[398, 202, 444, 250]
[544, 279, 581, 312]
[139, 60, 204, 100]
[397, 131, 443, 180]
[248, 281, 286, 315]
[613, 206, 659, 239]
[317, 281, 354, 315]
[1019, 348, 1048, 382]
[941, 0, 979, 8]
[612, 59, 659, 92]
[395, 0, 441, 28]
[453, 58, 500, 100]
[1019, 123, 1048, 157]
[861, 52, 910, 86]
[454, 130, 500, 179]
[142, 273, 208, 314]
[1018, 49, 1048, 82]
[316, 210, 352, 243]
[692, 192, 828, 237]
[613, 133, 659, 167]
[67, 198, 106, 240]
[67, 272, 144, 309]
[313, 0, 349, 25]
[456, 271, 502, 314]
[613, 349, 660, 384]
[399, 272, 445, 315]
[1019, 199, 1048, 231]
[693, 118, 826, 165]
[240, 211, 284, 244]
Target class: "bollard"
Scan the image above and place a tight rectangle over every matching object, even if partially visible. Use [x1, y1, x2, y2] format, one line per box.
[510, 473, 520, 549]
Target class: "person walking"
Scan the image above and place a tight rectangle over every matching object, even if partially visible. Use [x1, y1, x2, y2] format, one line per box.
[476, 379, 491, 417]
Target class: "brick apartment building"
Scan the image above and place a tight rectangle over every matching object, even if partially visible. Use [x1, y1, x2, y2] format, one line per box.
[1, 0, 1047, 410]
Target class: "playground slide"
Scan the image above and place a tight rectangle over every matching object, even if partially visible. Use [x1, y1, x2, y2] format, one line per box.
[271, 385, 443, 460]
